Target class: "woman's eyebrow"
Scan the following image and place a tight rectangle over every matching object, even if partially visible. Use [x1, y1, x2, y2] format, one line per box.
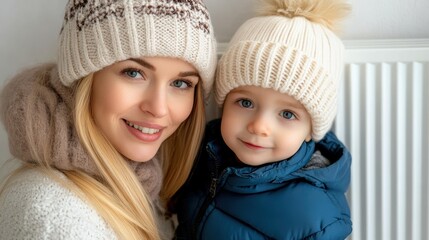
[129, 58, 155, 70]
[129, 58, 199, 78]
[179, 71, 200, 78]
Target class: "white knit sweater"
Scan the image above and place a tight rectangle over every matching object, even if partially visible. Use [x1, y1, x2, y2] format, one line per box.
[0, 168, 118, 239]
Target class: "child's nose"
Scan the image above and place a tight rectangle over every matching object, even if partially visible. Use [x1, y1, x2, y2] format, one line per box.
[247, 113, 270, 136]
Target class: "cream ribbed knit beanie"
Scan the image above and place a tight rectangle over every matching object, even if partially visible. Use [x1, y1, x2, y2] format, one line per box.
[58, 0, 217, 98]
[215, 0, 350, 141]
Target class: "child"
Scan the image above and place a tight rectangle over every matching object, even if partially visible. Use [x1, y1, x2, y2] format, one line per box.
[173, 0, 352, 239]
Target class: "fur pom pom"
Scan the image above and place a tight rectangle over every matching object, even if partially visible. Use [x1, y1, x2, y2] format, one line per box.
[256, 0, 351, 31]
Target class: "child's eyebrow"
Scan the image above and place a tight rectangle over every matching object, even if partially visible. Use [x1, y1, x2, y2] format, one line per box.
[280, 98, 301, 106]
[229, 88, 251, 95]
[277, 99, 307, 110]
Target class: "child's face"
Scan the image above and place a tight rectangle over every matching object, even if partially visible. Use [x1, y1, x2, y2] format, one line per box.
[221, 86, 312, 166]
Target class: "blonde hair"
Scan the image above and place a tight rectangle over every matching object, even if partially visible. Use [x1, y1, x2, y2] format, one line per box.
[159, 80, 206, 201]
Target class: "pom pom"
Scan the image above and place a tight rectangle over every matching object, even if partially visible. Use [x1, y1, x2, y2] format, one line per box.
[256, 0, 351, 31]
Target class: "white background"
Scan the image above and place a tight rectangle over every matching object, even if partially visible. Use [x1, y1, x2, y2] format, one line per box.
[1, 0, 429, 179]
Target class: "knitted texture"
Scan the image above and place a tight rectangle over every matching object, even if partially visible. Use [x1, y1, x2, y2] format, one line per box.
[215, 1, 347, 141]
[58, 0, 217, 98]
[0, 64, 162, 200]
[0, 168, 118, 239]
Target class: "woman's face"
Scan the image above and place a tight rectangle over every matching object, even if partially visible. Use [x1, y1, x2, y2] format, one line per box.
[91, 57, 199, 162]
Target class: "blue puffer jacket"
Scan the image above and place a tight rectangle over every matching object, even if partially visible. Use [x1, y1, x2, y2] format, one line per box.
[173, 119, 352, 240]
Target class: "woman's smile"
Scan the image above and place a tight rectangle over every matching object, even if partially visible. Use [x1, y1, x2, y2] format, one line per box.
[124, 119, 163, 142]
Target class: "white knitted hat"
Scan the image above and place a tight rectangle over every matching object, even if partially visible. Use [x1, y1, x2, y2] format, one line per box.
[215, 0, 350, 141]
[58, 0, 217, 98]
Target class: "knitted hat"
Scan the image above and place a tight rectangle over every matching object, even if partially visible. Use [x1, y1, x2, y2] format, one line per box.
[215, 0, 350, 141]
[58, 0, 217, 98]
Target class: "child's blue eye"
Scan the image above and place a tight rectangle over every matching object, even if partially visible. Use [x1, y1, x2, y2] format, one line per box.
[237, 99, 253, 108]
[172, 80, 192, 89]
[281, 111, 296, 120]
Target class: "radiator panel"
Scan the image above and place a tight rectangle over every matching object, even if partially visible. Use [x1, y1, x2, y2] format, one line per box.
[334, 60, 429, 240]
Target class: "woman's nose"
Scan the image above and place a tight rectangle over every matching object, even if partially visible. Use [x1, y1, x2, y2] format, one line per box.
[139, 85, 168, 118]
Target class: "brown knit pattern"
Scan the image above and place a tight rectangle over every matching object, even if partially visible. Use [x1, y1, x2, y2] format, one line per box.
[62, 0, 211, 33]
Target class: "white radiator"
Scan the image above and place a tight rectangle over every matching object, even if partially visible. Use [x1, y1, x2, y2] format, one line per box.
[333, 39, 429, 240]
[217, 39, 429, 240]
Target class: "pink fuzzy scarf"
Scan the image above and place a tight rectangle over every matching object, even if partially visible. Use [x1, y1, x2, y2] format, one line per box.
[0, 64, 162, 199]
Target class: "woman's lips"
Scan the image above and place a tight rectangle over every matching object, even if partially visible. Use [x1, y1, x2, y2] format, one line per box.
[124, 119, 164, 142]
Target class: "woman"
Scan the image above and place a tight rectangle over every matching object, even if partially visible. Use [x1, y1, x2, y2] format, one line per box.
[0, 0, 217, 239]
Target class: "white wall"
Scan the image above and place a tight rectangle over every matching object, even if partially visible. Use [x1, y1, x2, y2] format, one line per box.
[1, 0, 428, 179]
[206, 0, 429, 42]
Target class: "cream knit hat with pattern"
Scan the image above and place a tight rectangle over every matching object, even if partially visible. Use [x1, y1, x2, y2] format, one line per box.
[58, 0, 217, 98]
[215, 0, 350, 141]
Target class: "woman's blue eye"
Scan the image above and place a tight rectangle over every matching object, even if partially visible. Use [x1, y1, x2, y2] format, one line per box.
[172, 80, 191, 89]
[238, 99, 253, 108]
[124, 69, 143, 79]
[281, 111, 296, 120]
